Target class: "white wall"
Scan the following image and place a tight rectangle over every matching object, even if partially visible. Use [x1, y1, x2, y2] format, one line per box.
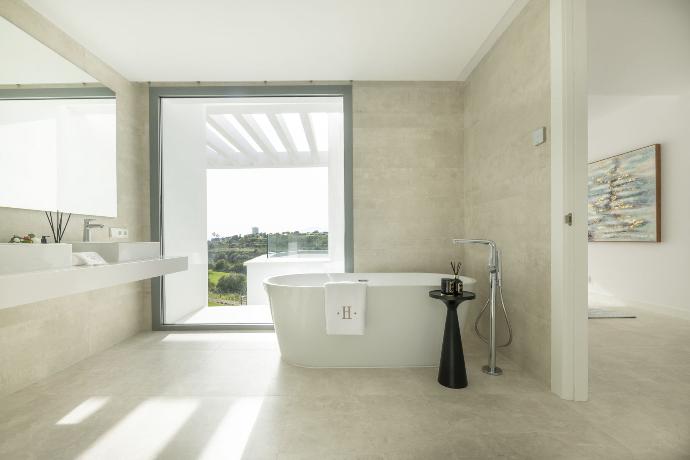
[326, 112, 346, 273]
[587, 0, 690, 96]
[161, 100, 208, 323]
[0, 16, 96, 84]
[588, 94, 690, 315]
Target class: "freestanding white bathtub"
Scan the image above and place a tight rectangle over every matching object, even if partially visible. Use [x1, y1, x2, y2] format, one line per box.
[264, 273, 476, 367]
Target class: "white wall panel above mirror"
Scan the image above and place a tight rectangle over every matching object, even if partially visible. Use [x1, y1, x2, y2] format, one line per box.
[0, 16, 96, 85]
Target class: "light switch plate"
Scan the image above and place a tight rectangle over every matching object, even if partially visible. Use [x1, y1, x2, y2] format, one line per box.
[109, 227, 129, 239]
[532, 127, 546, 146]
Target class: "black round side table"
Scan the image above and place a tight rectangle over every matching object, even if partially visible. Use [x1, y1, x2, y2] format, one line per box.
[429, 290, 476, 389]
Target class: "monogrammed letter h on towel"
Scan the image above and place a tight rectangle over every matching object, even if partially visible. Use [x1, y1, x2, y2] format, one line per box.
[324, 281, 366, 335]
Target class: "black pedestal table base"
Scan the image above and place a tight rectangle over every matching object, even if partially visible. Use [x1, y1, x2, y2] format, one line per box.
[429, 290, 476, 389]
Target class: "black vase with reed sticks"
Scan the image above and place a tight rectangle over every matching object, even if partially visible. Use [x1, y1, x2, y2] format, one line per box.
[441, 261, 463, 295]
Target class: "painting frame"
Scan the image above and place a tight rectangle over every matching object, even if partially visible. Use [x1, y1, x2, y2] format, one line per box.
[587, 144, 661, 243]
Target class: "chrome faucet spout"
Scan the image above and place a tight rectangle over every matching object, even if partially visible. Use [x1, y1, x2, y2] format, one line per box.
[82, 218, 104, 242]
[452, 239, 498, 271]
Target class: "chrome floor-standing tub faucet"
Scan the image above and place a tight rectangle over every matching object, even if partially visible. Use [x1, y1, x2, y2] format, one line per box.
[452, 238, 513, 376]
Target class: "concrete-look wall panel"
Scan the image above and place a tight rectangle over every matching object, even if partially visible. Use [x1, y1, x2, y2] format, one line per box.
[0, 0, 150, 397]
[352, 82, 465, 275]
[463, 0, 551, 384]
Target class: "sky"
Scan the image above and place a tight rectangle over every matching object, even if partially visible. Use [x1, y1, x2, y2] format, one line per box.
[206, 167, 328, 238]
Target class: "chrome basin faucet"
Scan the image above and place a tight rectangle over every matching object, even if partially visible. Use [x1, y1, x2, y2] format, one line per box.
[83, 218, 104, 242]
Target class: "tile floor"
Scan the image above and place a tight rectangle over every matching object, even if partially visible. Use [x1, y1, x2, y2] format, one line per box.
[0, 308, 688, 459]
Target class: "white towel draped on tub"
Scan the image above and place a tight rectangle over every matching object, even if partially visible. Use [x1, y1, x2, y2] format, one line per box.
[324, 281, 367, 335]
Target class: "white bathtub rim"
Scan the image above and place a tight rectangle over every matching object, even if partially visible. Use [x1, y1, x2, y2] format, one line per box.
[263, 272, 477, 289]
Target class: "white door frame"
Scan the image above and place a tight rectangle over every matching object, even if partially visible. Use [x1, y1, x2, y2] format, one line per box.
[549, 0, 589, 401]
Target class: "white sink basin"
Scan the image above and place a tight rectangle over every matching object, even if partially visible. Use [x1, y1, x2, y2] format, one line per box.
[0, 243, 72, 275]
[70, 242, 161, 263]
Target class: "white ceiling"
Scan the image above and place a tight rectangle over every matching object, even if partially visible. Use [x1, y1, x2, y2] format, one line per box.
[0, 17, 96, 84]
[24, 0, 516, 82]
[588, 0, 690, 95]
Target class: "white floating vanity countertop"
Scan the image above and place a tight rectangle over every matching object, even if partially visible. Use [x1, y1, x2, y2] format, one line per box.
[0, 243, 72, 275]
[0, 256, 187, 310]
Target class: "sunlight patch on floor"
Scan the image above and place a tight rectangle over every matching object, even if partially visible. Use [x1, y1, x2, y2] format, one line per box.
[199, 397, 265, 460]
[77, 398, 198, 460]
[56, 397, 110, 425]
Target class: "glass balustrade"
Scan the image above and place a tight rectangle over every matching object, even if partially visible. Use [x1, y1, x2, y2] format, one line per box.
[266, 232, 328, 258]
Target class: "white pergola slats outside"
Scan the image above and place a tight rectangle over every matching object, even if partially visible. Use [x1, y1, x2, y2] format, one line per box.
[204, 99, 341, 169]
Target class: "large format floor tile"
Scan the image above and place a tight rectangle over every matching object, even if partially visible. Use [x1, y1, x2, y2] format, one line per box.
[0, 308, 687, 459]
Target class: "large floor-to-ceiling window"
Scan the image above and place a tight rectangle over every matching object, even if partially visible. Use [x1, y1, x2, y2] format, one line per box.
[154, 89, 350, 328]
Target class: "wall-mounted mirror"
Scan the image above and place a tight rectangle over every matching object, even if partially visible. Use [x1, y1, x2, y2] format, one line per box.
[0, 17, 117, 217]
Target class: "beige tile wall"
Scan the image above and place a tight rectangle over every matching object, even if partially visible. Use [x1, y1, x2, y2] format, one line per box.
[0, 1, 150, 397]
[463, 0, 551, 384]
[352, 82, 465, 273]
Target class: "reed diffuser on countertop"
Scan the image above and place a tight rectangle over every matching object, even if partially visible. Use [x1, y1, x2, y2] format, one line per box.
[441, 261, 463, 295]
[45, 210, 71, 243]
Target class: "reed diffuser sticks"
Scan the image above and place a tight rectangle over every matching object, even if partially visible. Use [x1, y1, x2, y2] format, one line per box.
[45, 210, 72, 243]
[450, 261, 462, 278]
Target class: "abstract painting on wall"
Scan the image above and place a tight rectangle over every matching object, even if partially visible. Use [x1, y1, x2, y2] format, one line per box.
[588, 144, 661, 242]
